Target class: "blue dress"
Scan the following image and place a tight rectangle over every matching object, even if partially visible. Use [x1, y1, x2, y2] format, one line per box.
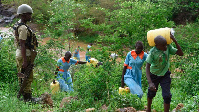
[124, 50, 148, 98]
[56, 57, 78, 92]
[73, 49, 80, 60]
[85, 50, 91, 62]
[0, 36, 2, 42]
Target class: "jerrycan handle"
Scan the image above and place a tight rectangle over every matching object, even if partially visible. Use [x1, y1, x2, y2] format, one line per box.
[53, 79, 56, 84]
[171, 28, 175, 36]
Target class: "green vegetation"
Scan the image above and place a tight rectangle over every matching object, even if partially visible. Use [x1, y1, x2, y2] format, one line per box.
[0, 0, 198, 111]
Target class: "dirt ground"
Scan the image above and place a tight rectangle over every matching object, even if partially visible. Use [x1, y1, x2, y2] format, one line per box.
[40, 37, 90, 61]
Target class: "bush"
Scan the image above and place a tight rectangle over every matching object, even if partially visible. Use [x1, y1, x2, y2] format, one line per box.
[0, 36, 17, 83]
[73, 46, 122, 100]
[73, 65, 107, 100]
[170, 22, 199, 96]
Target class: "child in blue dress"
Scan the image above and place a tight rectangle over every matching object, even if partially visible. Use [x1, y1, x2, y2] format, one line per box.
[55, 51, 87, 92]
[73, 46, 80, 61]
[85, 43, 93, 62]
[121, 41, 147, 98]
[121, 41, 148, 98]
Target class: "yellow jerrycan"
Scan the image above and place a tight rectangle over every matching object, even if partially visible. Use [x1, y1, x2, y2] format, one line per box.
[86, 58, 98, 67]
[119, 87, 130, 95]
[147, 28, 174, 46]
[89, 58, 98, 67]
[50, 79, 60, 94]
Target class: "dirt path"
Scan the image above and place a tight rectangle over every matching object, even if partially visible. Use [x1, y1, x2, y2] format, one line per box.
[0, 27, 13, 38]
[41, 37, 90, 61]
[0, 27, 10, 32]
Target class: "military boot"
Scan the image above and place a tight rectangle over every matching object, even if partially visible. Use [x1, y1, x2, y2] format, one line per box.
[23, 93, 41, 103]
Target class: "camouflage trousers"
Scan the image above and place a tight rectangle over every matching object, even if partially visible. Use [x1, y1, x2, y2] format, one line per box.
[16, 56, 33, 93]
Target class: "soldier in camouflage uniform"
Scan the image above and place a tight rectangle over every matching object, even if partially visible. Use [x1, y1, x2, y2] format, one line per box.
[13, 4, 38, 102]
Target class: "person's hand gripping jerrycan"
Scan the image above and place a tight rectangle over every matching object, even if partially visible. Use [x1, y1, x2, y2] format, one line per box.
[50, 79, 60, 95]
[119, 87, 130, 95]
[147, 27, 175, 46]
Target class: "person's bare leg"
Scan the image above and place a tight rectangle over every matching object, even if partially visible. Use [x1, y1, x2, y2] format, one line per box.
[164, 103, 170, 112]
[147, 97, 153, 112]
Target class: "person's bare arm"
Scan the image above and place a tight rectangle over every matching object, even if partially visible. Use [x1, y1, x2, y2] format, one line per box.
[170, 33, 183, 56]
[55, 68, 59, 75]
[20, 39, 27, 68]
[78, 61, 87, 64]
[146, 63, 156, 91]
[121, 66, 127, 88]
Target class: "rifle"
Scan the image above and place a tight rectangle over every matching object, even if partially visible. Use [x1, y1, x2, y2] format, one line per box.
[17, 49, 37, 99]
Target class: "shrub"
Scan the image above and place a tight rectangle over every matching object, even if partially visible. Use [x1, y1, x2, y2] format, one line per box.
[0, 36, 17, 83]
